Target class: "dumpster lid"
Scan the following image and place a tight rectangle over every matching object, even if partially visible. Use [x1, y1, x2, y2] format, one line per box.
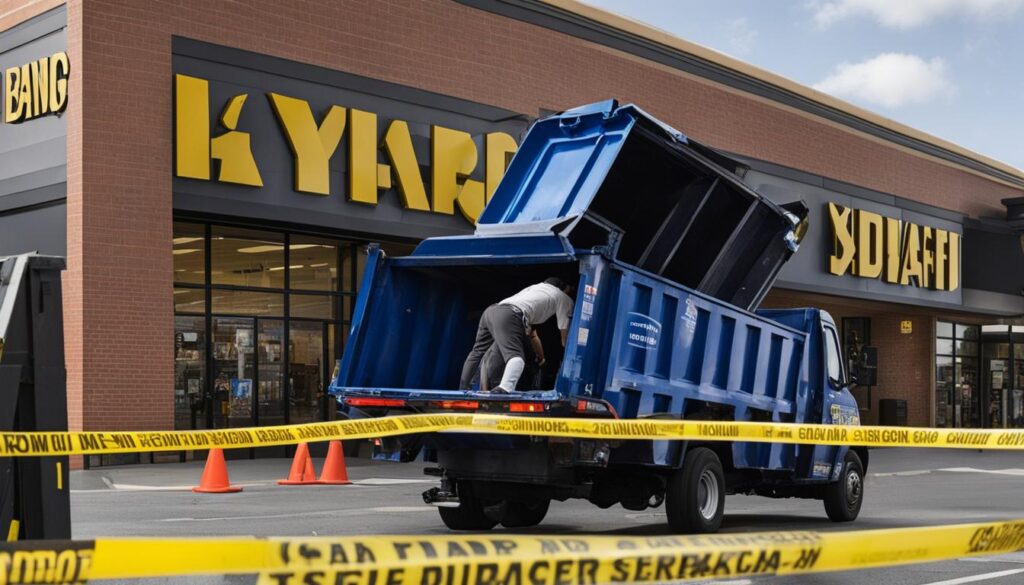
[477, 100, 751, 234]
[476, 100, 806, 310]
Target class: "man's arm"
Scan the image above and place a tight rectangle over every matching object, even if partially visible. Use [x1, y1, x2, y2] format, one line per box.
[560, 328, 568, 347]
[530, 330, 546, 365]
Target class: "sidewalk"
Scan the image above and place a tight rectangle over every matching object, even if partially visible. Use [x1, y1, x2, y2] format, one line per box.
[71, 456, 430, 492]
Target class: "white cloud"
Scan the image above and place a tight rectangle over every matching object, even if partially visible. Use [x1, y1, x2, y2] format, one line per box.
[811, 0, 1024, 28]
[812, 53, 956, 108]
[726, 17, 757, 55]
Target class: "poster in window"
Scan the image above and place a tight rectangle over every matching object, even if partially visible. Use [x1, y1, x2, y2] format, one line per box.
[230, 378, 253, 417]
[236, 329, 253, 350]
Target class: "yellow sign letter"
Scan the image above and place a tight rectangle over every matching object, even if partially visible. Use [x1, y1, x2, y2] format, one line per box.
[268, 93, 345, 195]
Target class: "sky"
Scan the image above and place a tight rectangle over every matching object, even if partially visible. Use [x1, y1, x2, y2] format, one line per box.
[579, 0, 1024, 170]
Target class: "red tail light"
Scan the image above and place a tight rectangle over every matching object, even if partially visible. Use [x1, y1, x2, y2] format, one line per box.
[429, 400, 480, 411]
[575, 398, 618, 417]
[509, 402, 546, 413]
[345, 397, 406, 408]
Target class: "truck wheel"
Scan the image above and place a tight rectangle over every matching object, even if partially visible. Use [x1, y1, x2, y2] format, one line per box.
[666, 447, 725, 533]
[824, 450, 864, 522]
[438, 481, 498, 531]
[500, 499, 550, 528]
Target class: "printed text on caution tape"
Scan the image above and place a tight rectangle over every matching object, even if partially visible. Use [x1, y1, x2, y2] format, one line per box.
[3, 414, 1024, 456]
[3, 520, 1024, 584]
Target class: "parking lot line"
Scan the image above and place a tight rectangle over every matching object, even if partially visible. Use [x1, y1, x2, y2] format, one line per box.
[919, 568, 1024, 585]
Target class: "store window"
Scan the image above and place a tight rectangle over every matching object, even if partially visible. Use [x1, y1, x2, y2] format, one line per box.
[172, 221, 414, 432]
[935, 321, 980, 428]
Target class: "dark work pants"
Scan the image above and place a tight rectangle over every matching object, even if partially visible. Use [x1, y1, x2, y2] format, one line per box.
[459, 304, 526, 390]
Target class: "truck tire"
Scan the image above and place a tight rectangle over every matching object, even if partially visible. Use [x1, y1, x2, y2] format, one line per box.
[824, 450, 864, 522]
[500, 499, 550, 528]
[438, 481, 498, 531]
[666, 447, 725, 533]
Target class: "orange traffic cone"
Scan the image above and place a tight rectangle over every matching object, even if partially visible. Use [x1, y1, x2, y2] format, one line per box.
[317, 440, 352, 485]
[277, 442, 319, 485]
[192, 448, 242, 493]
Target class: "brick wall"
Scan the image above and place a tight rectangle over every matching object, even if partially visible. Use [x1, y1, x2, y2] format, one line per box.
[3, 0, 1019, 440]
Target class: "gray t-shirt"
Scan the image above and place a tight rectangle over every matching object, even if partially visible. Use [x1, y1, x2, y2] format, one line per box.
[500, 282, 574, 331]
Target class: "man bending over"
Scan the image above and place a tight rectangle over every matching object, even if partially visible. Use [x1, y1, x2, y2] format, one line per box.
[459, 277, 575, 393]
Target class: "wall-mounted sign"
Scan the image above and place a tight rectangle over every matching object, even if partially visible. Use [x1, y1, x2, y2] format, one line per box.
[827, 202, 960, 291]
[900, 320, 912, 334]
[4, 51, 69, 123]
[174, 74, 517, 224]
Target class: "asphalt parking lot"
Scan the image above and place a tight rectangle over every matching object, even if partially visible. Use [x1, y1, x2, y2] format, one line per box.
[72, 447, 1024, 584]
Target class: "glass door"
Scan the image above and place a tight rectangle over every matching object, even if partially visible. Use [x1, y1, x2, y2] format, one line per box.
[211, 317, 256, 429]
[958, 331, 980, 429]
[982, 342, 1010, 428]
[258, 319, 285, 426]
[1013, 343, 1024, 428]
[289, 321, 326, 425]
[174, 316, 206, 430]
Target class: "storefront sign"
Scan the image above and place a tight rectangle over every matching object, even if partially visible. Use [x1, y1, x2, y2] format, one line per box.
[827, 202, 961, 291]
[3, 51, 69, 123]
[900, 320, 912, 334]
[174, 74, 518, 223]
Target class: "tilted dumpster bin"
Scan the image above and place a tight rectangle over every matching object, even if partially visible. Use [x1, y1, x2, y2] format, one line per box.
[0, 254, 69, 541]
[329, 100, 864, 533]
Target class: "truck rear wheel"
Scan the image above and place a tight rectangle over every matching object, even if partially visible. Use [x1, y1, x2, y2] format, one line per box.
[666, 447, 725, 533]
[438, 481, 498, 531]
[824, 450, 864, 522]
[500, 499, 550, 528]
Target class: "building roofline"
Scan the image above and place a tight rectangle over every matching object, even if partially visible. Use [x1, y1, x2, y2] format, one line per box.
[458, 0, 1024, 189]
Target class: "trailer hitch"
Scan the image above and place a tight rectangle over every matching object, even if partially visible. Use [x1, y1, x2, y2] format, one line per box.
[422, 487, 460, 508]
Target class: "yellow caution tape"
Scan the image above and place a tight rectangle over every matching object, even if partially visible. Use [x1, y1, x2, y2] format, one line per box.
[2, 414, 1023, 457]
[2, 519, 1024, 584]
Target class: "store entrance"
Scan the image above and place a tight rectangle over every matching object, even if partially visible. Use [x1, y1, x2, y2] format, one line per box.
[289, 321, 330, 425]
[979, 328, 1024, 428]
[174, 315, 335, 454]
[205, 316, 286, 430]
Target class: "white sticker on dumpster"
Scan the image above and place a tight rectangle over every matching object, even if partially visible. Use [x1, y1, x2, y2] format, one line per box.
[577, 327, 589, 346]
[626, 313, 661, 349]
[683, 297, 699, 334]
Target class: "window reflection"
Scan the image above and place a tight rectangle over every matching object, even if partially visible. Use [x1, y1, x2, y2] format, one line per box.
[290, 236, 338, 291]
[211, 226, 285, 288]
[290, 294, 336, 320]
[173, 288, 205, 314]
[173, 222, 205, 285]
[212, 290, 284, 317]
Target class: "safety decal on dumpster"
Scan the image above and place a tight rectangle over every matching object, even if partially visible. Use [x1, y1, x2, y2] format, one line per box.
[625, 312, 661, 350]
[683, 297, 699, 334]
[5, 520, 1024, 584]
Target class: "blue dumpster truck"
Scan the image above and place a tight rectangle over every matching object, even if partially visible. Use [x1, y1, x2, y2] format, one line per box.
[328, 100, 865, 533]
